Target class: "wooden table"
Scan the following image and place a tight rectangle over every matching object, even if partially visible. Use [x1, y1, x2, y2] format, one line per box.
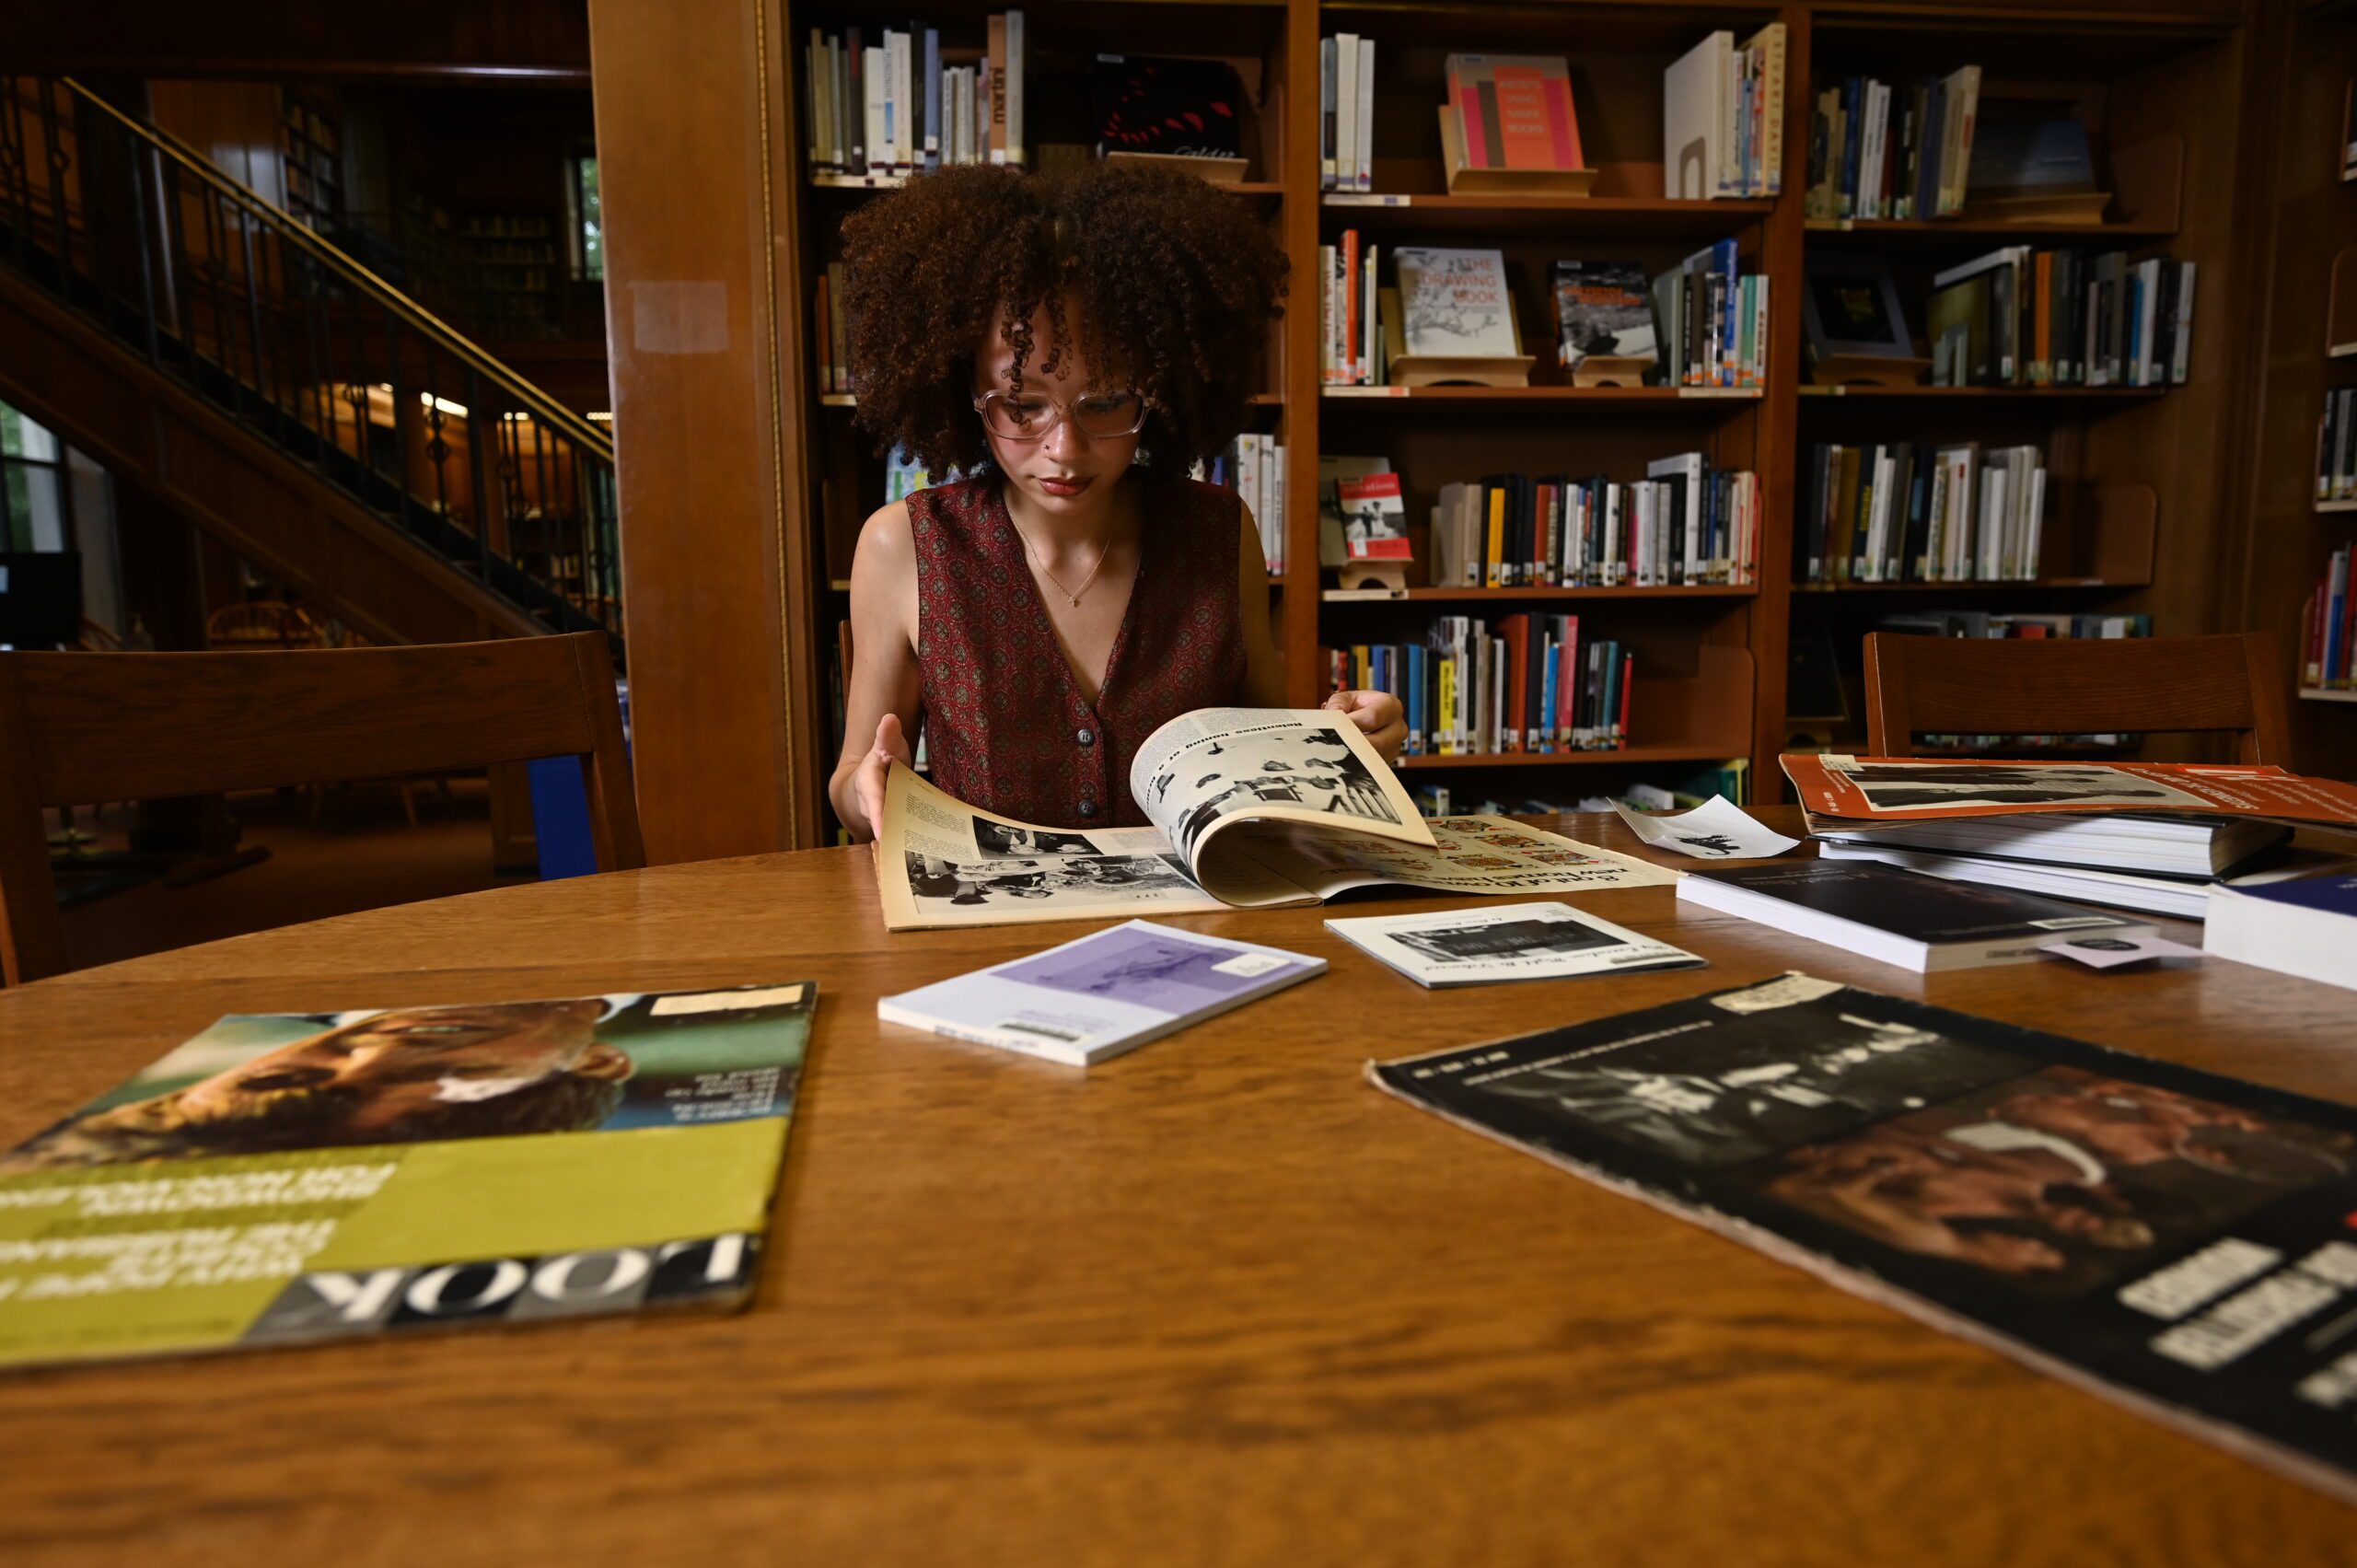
[2, 809, 2351, 1565]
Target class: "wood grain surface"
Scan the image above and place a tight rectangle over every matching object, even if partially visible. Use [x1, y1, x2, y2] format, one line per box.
[1, 810, 2351, 1566]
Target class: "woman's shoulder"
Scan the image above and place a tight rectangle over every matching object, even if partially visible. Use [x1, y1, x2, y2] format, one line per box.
[1151, 473, 1246, 528]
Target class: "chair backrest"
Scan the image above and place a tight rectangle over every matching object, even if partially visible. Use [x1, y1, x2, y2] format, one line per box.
[1862, 632, 2291, 762]
[0, 633, 642, 985]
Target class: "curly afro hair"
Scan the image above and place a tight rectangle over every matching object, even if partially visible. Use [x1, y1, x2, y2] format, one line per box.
[836, 161, 1288, 485]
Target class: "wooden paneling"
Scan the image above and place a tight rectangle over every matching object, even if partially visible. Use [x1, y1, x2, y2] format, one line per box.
[14, 0, 591, 83]
[588, 0, 814, 858]
[145, 80, 289, 211]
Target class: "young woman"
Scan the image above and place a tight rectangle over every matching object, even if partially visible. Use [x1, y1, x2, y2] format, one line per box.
[827, 161, 1406, 841]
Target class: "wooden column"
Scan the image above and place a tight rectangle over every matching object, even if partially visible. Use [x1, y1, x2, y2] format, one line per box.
[587, 0, 820, 859]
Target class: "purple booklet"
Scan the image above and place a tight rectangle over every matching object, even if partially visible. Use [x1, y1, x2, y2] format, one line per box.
[877, 921, 1325, 1065]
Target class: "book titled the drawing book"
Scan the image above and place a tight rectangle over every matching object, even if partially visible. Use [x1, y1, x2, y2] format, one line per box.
[1370, 972, 2357, 1507]
[0, 984, 815, 1369]
[1678, 860, 2154, 971]
[879, 921, 1323, 1065]
[1326, 901, 1702, 989]
[873, 706, 1674, 931]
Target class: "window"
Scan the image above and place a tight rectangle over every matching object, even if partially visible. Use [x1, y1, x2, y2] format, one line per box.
[0, 401, 67, 553]
[566, 155, 603, 282]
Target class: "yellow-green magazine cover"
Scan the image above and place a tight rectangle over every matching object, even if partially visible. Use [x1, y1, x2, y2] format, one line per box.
[0, 982, 815, 1368]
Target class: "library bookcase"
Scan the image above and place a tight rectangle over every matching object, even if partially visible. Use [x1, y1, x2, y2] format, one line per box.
[775, 0, 2259, 841]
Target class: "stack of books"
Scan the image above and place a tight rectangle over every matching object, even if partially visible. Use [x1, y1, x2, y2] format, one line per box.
[1430, 460, 1759, 588]
[804, 14, 1026, 180]
[1319, 616, 1631, 757]
[1783, 754, 2357, 924]
[1800, 440, 2046, 584]
[1805, 64, 1982, 220]
[1663, 26, 1787, 199]
[1320, 228, 1387, 385]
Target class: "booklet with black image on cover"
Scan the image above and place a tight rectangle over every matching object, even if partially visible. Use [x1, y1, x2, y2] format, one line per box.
[1370, 973, 2357, 1505]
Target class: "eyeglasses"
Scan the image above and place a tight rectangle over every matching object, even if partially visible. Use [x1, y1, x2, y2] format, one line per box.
[971, 388, 1148, 442]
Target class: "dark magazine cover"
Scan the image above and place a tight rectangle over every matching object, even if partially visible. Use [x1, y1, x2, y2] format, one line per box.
[1370, 973, 2357, 1504]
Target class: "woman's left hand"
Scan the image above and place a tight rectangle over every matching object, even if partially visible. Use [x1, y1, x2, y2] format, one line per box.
[1326, 687, 1408, 764]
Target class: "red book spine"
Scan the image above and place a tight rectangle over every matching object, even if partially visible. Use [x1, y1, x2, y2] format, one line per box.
[1502, 613, 1528, 752]
[1554, 614, 1578, 749]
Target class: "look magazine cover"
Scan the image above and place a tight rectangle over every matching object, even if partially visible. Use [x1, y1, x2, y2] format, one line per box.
[0, 983, 815, 1369]
[1372, 973, 2357, 1504]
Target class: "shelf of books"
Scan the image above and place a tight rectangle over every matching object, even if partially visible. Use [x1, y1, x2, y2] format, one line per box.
[779, 2, 2258, 837]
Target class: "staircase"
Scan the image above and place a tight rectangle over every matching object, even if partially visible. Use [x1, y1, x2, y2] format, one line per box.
[0, 76, 622, 659]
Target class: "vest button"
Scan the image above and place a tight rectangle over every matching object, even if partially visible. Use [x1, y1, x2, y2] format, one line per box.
[1076, 726, 1096, 747]
[1077, 799, 1099, 819]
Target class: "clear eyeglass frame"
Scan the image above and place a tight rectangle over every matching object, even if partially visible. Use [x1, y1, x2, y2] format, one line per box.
[971, 388, 1149, 442]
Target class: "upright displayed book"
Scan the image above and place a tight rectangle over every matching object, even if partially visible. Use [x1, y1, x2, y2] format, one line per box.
[1550, 261, 1657, 372]
[0, 985, 816, 1368]
[1443, 54, 1584, 173]
[880, 921, 1324, 1064]
[1393, 248, 1522, 359]
[874, 708, 1676, 929]
[1337, 470, 1410, 563]
[1372, 972, 2357, 1507]
[1676, 859, 2154, 970]
[1091, 54, 1247, 168]
[1327, 901, 1702, 988]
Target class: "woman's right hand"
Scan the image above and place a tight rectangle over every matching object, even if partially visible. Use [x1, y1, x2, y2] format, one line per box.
[852, 713, 914, 841]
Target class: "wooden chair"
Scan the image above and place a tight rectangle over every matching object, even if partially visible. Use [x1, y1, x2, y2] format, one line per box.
[1862, 632, 2291, 762]
[0, 633, 642, 986]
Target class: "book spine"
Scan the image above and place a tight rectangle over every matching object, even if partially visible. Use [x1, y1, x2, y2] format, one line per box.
[1341, 228, 1361, 384]
[1354, 38, 1376, 192]
[986, 14, 1007, 163]
[2172, 261, 2197, 385]
[923, 29, 940, 168]
[1004, 9, 1025, 164]
[1319, 37, 1338, 190]
[1335, 34, 1360, 192]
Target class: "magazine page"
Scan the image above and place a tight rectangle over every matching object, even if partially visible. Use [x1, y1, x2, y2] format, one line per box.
[1784, 753, 2357, 827]
[0, 984, 815, 1368]
[1371, 973, 2357, 1506]
[1126, 707, 1433, 902]
[1225, 814, 1678, 902]
[874, 763, 1240, 931]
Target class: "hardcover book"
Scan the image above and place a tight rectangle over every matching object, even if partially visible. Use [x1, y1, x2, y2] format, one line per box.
[1783, 755, 2357, 831]
[0, 984, 815, 1368]
[1090, 53, 1246, 162]
[1337, 471, 1411, 561]
[879, 920, 1322, 1064]
[1371, 972, 2357, 1507]
[1677, 859, 2154, 970]
[1550, 261, 1657, 370]
[1394, 248, 1521, 359]
[1445, 54, 1583, 171]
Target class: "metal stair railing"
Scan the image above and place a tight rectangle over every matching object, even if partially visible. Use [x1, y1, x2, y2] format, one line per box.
[0, 76, 624, 658]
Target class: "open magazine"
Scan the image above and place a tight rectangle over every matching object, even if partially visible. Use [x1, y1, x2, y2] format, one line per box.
[0, 983, 813, 1368]
[1784, 754, 2357, 829]
[876, 706, 1674, 930]
[1373, 973, 2357, 1506]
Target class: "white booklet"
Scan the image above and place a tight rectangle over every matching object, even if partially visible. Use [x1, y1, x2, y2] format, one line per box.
[1325, 901, 1704, 989]
[877, 920, 1325, 1066]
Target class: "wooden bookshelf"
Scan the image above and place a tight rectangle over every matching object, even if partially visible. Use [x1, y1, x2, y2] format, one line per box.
[772, 1, 2274, 839]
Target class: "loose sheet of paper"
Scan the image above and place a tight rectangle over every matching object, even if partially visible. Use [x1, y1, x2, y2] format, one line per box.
[1610, 796, 1801, 860]
[2038, 933, 2205, 970]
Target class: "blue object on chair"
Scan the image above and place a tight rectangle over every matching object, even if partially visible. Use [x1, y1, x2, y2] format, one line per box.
[528, 756, 598, 881]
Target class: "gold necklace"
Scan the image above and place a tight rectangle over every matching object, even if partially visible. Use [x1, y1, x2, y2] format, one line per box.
[1010, 513, 1113, 608]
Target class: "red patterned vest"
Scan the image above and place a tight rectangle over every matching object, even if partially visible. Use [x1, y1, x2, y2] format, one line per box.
[908, 472, 1246, 829]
